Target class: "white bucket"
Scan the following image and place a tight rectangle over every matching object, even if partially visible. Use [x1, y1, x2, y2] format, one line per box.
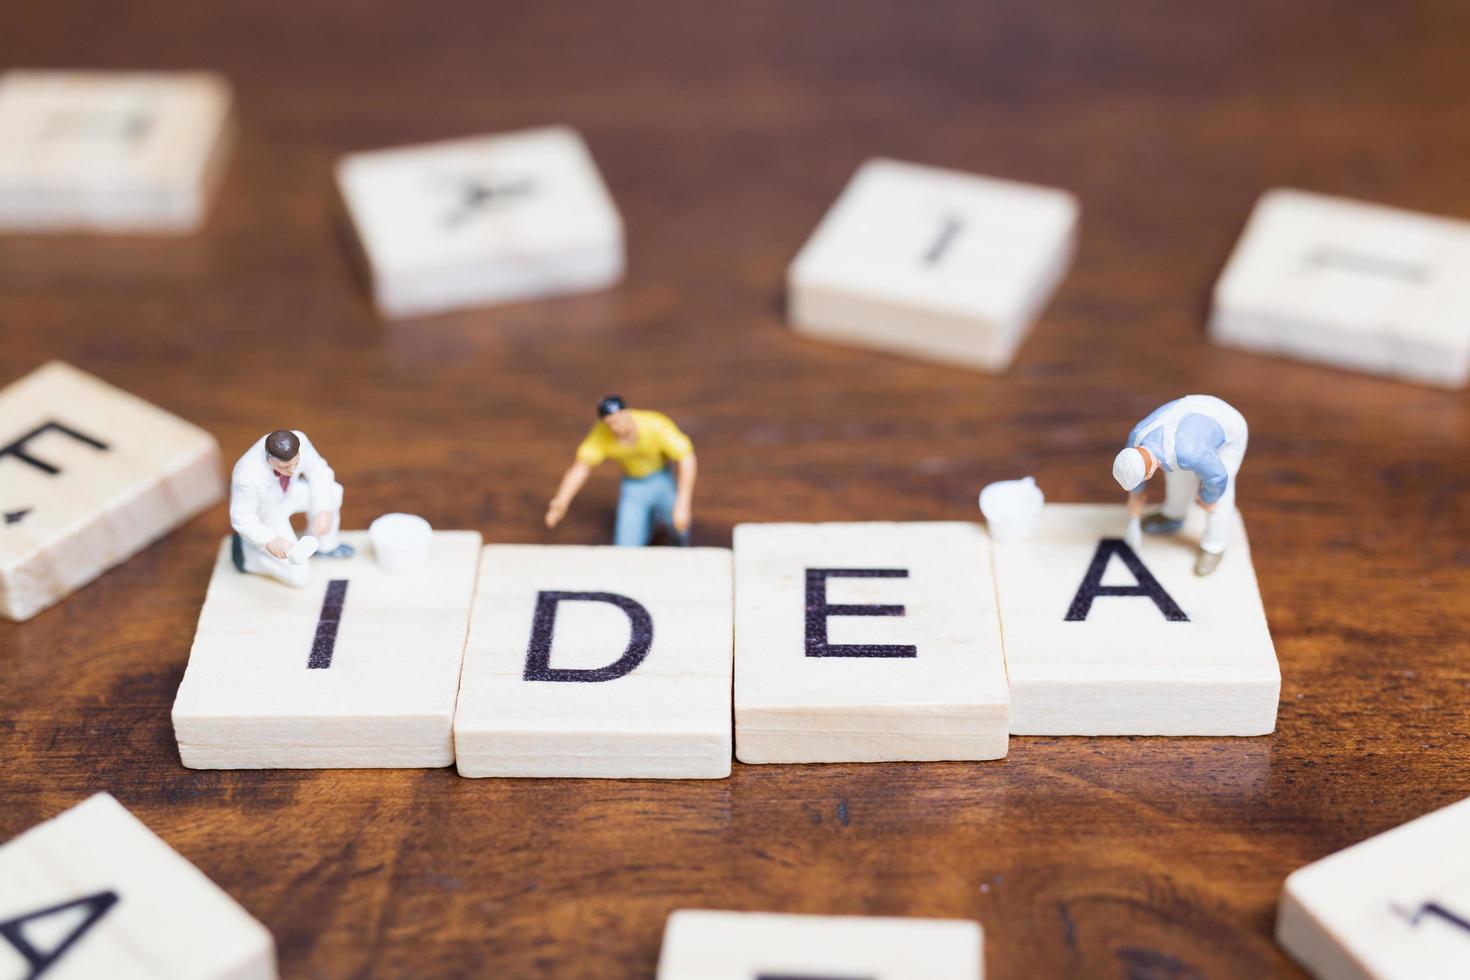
[978, 477, 1044, 542]
[369, 513, 432, 575]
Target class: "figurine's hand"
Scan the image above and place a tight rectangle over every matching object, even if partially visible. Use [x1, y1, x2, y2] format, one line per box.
[673, 500, 692, 533]
[1197, 496, 1217, 513]
[266, 537, 293, 559]
[1127, 492, 1145, 517]
[545, 498, 568, 529]
[310, 511, 334, 537]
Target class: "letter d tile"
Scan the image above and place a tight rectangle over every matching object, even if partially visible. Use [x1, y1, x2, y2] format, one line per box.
[454, 545, 733, 779]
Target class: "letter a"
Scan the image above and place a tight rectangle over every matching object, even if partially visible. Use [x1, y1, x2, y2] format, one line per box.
[1065, 539, 1188, 622]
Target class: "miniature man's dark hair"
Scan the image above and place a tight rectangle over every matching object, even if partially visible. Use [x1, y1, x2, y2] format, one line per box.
[265, 429, 300, 461]
[597, 395, 627, 418]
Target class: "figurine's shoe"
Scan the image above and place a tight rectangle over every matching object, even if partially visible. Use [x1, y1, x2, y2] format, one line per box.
[1142, 513, 1185, 535]
[1195, 550, 1223, 576]
[315, 543, 356, 559]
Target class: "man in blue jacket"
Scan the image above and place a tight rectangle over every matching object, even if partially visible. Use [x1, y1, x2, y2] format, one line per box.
[1112, 395, 1249, 576]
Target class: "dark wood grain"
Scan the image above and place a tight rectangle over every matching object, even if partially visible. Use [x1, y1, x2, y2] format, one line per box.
[3, 2, 1469, 977]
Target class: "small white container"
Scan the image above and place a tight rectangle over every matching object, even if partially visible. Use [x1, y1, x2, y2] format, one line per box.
[369, 513, 432, 575]
[978, 477, 1044, 542]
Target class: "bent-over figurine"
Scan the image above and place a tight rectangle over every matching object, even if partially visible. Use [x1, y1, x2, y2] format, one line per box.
[546, 395, 697, 546]
[1112, 395, 1248, 576]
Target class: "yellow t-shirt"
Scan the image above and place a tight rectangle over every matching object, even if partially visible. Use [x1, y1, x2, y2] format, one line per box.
[575, 410, 693, 479]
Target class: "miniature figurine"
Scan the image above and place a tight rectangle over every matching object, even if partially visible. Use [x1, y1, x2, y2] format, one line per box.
[229, 429, 353, 587]
[1111, 395, 1248, 576]
[545, 395, 697, 547]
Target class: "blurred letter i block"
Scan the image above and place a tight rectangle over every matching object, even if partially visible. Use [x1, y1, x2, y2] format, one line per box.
[0, 362, 224, 622]
[1278, 794, 1470, 980]
[336, 126, 624, 319]
[0, 70, 234, 232]
[787, 158, 1078, 371]
[1211, 189, 1470, 388]
[0, 793, 276, 979]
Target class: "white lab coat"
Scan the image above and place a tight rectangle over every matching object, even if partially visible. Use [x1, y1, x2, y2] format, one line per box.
[1131, 395, 1248, 555]
[229, 431, 343, 587]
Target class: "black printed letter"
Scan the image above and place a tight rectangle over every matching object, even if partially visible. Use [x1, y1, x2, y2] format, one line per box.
[0, 890, 118, 978]
[1065, 539, 1188, 622]
[805, 568, 918, 658]
[524, 591, 653, 682]
[0, 421, 108, 476]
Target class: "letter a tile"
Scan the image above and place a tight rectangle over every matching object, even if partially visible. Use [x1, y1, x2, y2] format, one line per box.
[1278, 794, 1470, 980]
[992, 504, 1280, 736]
[171, 531, 481, 768]
[0, 362, 224, 622]
[0, 793, 275, 979]
[734, 522, 1008, 763]
[454, 545, 733, 779]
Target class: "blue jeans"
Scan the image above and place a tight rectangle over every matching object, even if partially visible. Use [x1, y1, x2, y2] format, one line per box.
[615, 467, 688, 547]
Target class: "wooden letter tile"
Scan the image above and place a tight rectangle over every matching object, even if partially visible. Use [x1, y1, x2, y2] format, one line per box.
[336, 126, 624, 319]
[0, 70, 234, 232]
[657, 910, 984, 980]
[992, 504, 1280, 736]
[734, 522, 1008, 763]
[454, 545, 733, 779]
[1210, 189, 1470, 389]
[788, 158, 1077, 372]
[0, 793, 275, 980]
[1278, 794, 1470, 980]
[0, 362, 224, 622]
[171, 530, 481, 768]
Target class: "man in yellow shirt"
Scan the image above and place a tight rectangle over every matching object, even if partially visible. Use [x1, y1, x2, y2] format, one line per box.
[545, 395, 698, 546]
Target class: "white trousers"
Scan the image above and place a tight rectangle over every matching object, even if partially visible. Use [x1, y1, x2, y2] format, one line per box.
[1160, 444, 1244, 555]
[240, 481, 344, 587]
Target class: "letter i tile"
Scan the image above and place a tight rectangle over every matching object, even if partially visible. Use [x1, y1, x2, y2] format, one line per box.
[453, 545, 734, 779]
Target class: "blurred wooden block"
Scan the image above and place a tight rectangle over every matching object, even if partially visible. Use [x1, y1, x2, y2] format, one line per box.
[992, 504, 1279, 736]
[787, 158, 1077, 371]
[657, 909, 984, 980]
[1210, 189, 1470, 389]
[336, 126, 624, 319]
[455, 545, 733, 778]
[734, 522, 1008, 763]
[171, 530, 481, 768]
[0, 793, 275, 980]
[0, 70, 233, 232]
[0, 361, 224, 622]
[1278, 794, 1470, 980]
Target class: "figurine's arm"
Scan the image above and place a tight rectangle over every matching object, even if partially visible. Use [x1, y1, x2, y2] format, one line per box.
[230, 482, 292, 558]
[1127, 487, 1147, 516]
[296, 434, 339, 536]
[546, 461, 593, 529]
[672, 453, 697, 532]
[1193, 453, 1229, 510]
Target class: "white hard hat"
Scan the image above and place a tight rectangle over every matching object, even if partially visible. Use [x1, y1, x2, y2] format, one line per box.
[1112, 448, 1148, 491]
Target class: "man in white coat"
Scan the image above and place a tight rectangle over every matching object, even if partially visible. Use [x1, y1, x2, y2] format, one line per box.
[1111, 395, 1248, 577]
[229, 429, 353, 587]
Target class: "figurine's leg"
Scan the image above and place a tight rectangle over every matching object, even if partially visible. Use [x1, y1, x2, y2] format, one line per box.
[1161, 468, 1196, 522]
[647, 468, 687, 546]
[311, 483, 353, 558]
[613, 476, 654, 547]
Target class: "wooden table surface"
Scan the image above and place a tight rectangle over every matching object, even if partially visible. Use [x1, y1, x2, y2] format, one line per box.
[3, 2, 1468, 977]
